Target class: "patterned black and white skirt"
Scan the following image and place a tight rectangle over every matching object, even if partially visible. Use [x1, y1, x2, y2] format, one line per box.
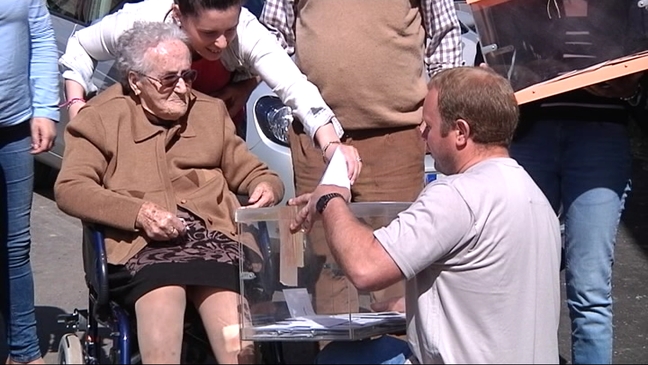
[108, 208, 247, 308]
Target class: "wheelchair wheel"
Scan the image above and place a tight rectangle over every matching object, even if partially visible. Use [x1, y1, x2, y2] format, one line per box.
[58, 333, 85, 364]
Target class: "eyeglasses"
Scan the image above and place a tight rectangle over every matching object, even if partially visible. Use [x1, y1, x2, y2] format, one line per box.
[137, 69, 198, 88]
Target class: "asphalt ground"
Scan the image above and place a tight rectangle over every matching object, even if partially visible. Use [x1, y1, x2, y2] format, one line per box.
[1, 150, 648, 363]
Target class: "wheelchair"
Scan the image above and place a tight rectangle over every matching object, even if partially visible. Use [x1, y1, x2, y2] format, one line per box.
[56, 222, 285, 364]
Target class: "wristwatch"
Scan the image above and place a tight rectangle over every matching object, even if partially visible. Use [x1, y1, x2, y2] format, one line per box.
[316, 193, 346, 214]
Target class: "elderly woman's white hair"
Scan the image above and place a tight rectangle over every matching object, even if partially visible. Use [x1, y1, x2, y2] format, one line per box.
[115, 22, 190, 88]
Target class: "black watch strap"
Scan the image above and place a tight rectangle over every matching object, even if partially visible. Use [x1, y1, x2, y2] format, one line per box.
[316, 193, 345, 214]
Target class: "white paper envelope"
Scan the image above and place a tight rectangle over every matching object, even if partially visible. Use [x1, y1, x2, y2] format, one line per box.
[319, 147, 351, 189]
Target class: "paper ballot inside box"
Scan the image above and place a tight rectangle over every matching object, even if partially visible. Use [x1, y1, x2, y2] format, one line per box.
[253, 312, 406, 332]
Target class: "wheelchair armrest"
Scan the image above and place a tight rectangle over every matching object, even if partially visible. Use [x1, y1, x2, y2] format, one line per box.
[82, 222, 111, 309]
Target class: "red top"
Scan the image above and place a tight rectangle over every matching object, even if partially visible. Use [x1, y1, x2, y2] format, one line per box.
[191, 58, 245, 125]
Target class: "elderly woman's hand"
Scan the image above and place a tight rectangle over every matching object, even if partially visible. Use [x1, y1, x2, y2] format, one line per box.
[135, 201, 186, 241]
[245, 182, 276, 208]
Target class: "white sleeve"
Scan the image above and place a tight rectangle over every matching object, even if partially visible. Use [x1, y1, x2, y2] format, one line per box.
[235, 8, 344, 142]
[374, 182, 476, 279]
[58, 0, 171, 94]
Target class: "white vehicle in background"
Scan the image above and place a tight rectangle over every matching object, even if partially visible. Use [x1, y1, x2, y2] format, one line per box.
[43, 0, 480, 201]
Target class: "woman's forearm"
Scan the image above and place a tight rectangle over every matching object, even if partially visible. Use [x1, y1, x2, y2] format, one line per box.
[313, 122, 341, 150]
[65, 79, 86, 100]
[29, 0, 60, 121]
[64, 79, 88, 119]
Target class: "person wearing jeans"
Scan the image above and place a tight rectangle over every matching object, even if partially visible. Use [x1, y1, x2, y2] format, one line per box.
[510, 80, 639, 363]
[314, 335, 412, 365]
[0, 0, 59, 363]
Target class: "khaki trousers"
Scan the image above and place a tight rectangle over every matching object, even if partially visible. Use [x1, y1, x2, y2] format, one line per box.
[289, 122, 425, 314]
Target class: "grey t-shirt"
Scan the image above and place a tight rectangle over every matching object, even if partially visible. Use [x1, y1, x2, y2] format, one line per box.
[374, 157, 561, 364]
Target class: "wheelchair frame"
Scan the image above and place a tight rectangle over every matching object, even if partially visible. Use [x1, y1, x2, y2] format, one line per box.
[57, 222, 286, 364]
[58, 224, 134, 364]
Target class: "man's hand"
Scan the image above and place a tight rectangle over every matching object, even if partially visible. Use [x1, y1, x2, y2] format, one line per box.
[30, 117, 56, 154]
[211, 77, 260, 117]
[324, 143, 363, 185]
[288, 184, 351, 233]
[585, 73, 644, 99]
[135, 201, 186, 241]
[370, 296, 406, 313]
[245, 182, 277, 208]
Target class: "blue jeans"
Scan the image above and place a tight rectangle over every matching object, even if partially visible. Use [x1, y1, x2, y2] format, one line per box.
[315, 335, 412, 364]
[0, 122, 41, 362]
[510, 119, 631, 364]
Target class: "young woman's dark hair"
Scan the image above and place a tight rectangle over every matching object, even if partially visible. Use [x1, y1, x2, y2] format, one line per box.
[174, 0, 242, 17]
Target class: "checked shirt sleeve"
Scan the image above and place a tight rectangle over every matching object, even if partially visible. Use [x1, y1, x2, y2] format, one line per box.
[260, 0, 296, 55]
[421, 0, 463, 76]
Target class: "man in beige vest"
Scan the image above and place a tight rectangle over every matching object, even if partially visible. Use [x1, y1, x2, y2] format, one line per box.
[261, 0, 463, 315]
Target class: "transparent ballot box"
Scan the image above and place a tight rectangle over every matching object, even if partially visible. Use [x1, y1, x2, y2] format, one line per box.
[468, 0, 648, 104]
[235, 202, 410, 341]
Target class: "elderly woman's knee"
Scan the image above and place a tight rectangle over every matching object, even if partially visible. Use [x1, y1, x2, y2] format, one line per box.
[135, 285, 187, 319]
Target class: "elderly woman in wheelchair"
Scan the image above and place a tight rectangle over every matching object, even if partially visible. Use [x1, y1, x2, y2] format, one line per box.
[54, 21, 284, 364]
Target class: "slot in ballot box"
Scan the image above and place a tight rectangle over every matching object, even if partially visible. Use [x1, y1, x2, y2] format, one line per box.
[468, 0, 648, 104]
[235, 202, 410, 342]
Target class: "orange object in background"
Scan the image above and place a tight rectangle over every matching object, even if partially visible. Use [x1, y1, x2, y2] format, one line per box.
[467, 0, 648, 104]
